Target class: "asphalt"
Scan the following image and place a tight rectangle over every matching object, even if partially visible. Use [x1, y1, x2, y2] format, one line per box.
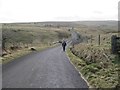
[2, 45, 89, 88]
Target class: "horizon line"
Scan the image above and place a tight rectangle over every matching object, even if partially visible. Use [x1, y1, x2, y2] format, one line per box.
[1, 20, 118, 24]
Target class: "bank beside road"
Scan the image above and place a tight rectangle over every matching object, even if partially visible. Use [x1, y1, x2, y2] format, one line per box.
[67, 44, 118, 88]
[3, 45, 89, 88]
[1, 43, 59, 64]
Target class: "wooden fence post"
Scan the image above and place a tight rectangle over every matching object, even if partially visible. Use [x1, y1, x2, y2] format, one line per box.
[91, 35, 92, 44]
[98, 34, 100, 45]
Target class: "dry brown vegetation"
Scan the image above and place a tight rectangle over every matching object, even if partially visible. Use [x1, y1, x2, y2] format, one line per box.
[67, 21, 119, 88]
[1, 23, 71, 64]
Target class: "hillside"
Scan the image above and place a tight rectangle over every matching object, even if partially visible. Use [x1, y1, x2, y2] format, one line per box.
[1, 23, 71, 64]
[66, 21, 119, 88]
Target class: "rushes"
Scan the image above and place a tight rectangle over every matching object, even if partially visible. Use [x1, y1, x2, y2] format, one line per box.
[67, 43, 118, 88]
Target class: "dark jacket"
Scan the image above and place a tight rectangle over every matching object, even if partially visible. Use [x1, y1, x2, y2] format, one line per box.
[62, 41, 67, 47]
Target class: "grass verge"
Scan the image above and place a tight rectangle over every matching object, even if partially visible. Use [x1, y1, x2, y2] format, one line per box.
[1, 44, 58, 64]
[67, 47, 118, 88]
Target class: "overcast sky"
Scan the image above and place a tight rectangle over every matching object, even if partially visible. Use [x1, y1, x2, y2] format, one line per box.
[0, 0, 119, 23]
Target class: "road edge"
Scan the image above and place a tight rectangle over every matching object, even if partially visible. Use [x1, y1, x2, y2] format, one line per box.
[66, 50, 92, 88]
[2, 44, 60, 65]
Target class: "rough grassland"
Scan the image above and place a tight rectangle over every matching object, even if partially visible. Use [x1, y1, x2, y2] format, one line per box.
[2, 23, 71, 64]
[67, 46, 118, 88]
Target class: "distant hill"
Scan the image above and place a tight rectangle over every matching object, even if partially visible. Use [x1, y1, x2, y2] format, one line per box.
[74, 21, 117, 26]
[2, 20, 117, 27]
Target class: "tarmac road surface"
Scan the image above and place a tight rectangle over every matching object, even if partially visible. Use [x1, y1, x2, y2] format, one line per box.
[2, 45, 89, 88]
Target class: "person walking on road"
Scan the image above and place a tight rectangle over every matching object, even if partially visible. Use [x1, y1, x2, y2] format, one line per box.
[62, 40, 67, 51]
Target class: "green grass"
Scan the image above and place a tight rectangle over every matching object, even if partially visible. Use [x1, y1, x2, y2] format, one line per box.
[1, 48, 32, 64]
[2, 23, 71, 47]
[2, 23, 71, 64]
[2, 24, 62, 64]
[67, 48, 86, 68]
[67, 47, 118, 88]
[1, 43, 58, 64]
